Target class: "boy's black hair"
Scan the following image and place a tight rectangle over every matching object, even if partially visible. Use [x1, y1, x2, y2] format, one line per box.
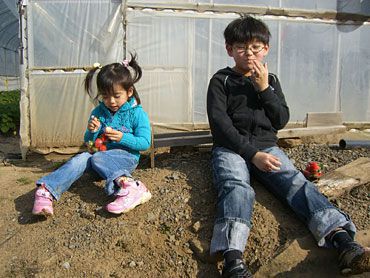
[84, 52, 142, 104]
[224, 16, 271, 45]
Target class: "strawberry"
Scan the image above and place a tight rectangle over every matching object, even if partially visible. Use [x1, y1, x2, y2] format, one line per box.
[303, 161, 323, 181]
[94, 138, 103, 148]
[99, 144, 107, 151]
[307, 162, 320, 171]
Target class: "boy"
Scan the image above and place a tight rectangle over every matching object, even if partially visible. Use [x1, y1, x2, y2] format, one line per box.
[206, 16, 369, 277]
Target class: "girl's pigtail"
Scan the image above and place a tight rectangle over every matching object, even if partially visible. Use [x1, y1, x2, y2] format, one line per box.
[127, 53, 142, 84]
[84, 64, 100, 102]
[126, 53, 142, 104]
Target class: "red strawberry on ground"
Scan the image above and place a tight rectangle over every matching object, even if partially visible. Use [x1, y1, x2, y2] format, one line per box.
[303, 161, 323, 181]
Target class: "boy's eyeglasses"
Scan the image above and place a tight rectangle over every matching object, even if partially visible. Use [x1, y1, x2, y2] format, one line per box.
[233, 44, 265, 55]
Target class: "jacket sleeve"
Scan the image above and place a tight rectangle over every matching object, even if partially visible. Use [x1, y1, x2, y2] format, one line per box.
[118, 108, 151, 151]
[207, 75, 259, 160]
[258, 74, 290, 130]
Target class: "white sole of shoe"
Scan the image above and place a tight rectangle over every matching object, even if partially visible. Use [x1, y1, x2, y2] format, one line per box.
[32, 208, 53, 217]
[108, 191, 152, 214]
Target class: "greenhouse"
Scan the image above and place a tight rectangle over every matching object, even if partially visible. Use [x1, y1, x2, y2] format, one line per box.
[2, 1, 370, 156]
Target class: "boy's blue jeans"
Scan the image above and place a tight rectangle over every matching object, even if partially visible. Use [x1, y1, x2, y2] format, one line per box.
[36, 149, 138, 200]
[210, 146, 356, 255]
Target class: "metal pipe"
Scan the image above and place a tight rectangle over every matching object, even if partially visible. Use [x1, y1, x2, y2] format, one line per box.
[126, 2, 370, 23]
[339, 139, 370, 149]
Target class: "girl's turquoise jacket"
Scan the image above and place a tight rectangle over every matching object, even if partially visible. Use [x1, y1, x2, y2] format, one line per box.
[84, 98, 151, 161]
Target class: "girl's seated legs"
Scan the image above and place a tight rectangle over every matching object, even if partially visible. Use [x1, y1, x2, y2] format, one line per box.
[32, 149, 149, 216]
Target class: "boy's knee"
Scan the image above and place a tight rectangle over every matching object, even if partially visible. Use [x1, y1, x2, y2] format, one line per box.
[222, 180, 255, 199]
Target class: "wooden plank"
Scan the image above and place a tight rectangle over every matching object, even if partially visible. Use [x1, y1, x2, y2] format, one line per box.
[277, 125, 346, 138]
[306, 112, 343, 127]
[316, 157, 370, 197]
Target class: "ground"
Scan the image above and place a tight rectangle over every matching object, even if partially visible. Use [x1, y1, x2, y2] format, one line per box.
[0, 133, 369, 278]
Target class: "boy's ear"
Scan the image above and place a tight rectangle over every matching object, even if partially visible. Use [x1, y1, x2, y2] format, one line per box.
[226, 44, 233, 57]
[263, 44, 270, 56]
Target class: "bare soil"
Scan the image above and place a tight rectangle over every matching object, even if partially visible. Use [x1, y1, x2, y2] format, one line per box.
[0, 134, 369, 277]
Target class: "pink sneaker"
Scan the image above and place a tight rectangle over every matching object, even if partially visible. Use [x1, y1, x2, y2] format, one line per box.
[106, 179, 152, 214]
[32, 184, 54, 216]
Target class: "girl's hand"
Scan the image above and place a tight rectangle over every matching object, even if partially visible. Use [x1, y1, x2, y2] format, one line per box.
[88, 116, 101, 132]
[250, 61, 269, 92]
[251, 151, 281, 172]
[104, 128, 123, 142]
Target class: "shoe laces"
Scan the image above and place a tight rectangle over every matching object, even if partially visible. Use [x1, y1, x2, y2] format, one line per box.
[37, 184, 51, 197]
[116, 177, 137, 188]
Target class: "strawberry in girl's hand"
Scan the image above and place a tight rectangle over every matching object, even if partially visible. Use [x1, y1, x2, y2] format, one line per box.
[303, 161, 323, 181]
[99, 144, 107, 151]
[87, 135, 108, 153]
[94, 138, 103, 148]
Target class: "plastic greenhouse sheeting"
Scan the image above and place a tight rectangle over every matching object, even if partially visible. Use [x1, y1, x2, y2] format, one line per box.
[0, 0, 20, 90]
[127, 9, 370, 125]
[19, 0, 370, 154]
[23, 0, 123, 150]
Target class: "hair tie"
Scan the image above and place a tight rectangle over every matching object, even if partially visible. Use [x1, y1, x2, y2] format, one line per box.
[93, 62, 102, 69]
[122, 59, 129, 68]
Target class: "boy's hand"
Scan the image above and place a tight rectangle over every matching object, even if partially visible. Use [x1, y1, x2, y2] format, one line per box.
[88, 116, 101, 132]
[104, 128, 123, 143]
[251, 151, 281, 172]
[250, 61, 269, 92]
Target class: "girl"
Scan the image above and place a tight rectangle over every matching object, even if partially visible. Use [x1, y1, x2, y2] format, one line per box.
[32, 53, 152, 216]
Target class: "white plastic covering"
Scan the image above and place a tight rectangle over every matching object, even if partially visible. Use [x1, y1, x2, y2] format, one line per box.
[0, 76, 19, 91]
[0, 0, 19, 79]
[20, 0, 370, 153]
[29, 71, 94, 147]
[28, 0, 123, 68]
[24, 0, 122, 149]
[128, 9, 370, 124]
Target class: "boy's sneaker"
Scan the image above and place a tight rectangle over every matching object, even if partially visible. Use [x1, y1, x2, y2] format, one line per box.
[32, 184, 54, 216]
[338, 242, 370, 276]
[106, 179, 151, 214]
[222, 259, 253, 278]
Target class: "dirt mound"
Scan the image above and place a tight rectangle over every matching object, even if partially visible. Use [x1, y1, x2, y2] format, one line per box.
[0, 135, 369, 277]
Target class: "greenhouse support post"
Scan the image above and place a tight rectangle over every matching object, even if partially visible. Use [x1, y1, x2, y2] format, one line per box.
[18, 0, 30, 160]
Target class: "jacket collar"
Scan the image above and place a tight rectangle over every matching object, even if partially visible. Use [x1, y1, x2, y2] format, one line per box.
[99, 97, 138, 114]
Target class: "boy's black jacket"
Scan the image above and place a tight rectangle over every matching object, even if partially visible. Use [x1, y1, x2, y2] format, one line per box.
[207, 66, 290, 161]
